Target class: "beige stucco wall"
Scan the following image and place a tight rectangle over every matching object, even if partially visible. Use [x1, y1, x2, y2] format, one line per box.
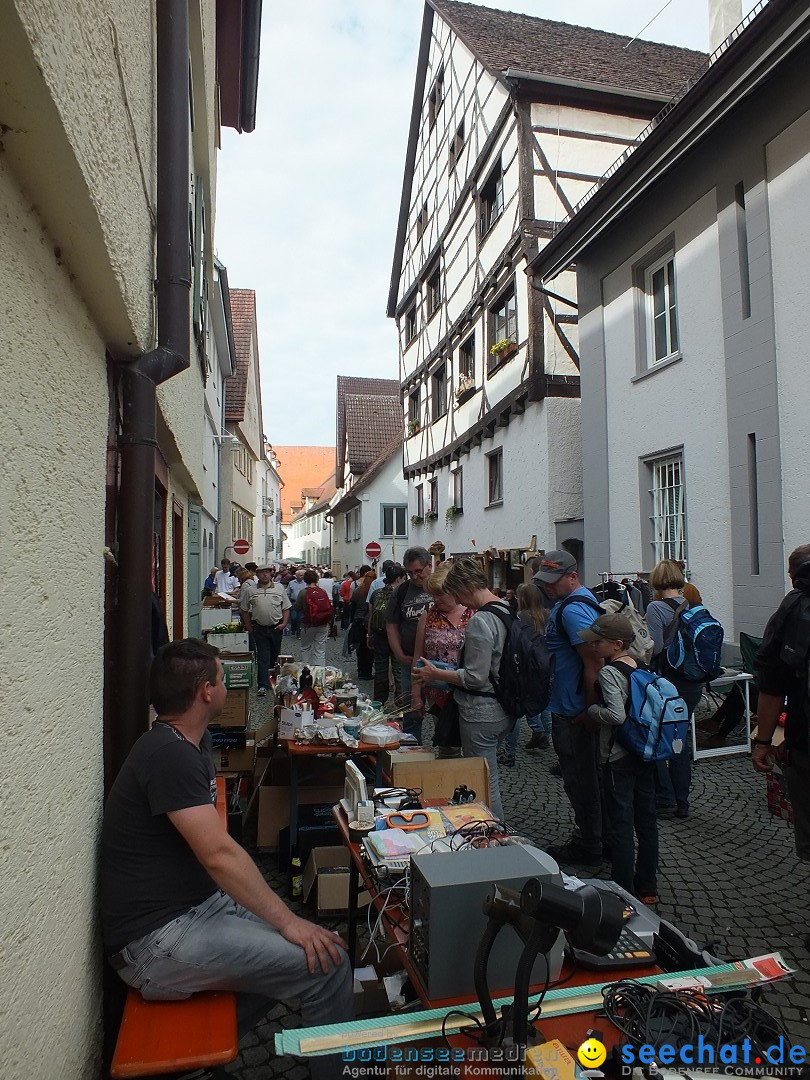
[0, 155, 107, 1080]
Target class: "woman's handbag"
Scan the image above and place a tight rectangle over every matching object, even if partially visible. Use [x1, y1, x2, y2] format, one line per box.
[431, 695, 461, 748]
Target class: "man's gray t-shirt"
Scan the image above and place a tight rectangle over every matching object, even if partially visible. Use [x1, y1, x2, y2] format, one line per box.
[385, 581, 432, 656]
[100, 724, 218, 954]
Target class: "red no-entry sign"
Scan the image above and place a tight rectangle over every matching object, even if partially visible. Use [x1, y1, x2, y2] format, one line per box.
[233, 539, 250, 555]
[365, 541, 382, 560]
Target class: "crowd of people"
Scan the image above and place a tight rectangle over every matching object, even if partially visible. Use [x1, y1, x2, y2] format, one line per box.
[101, 541, 810, 1080]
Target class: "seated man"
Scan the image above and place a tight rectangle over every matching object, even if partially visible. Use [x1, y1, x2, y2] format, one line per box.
[100, 639, 352, 1080]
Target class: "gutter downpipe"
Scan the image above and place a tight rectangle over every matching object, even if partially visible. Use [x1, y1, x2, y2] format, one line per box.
[110, 0, 191, 783]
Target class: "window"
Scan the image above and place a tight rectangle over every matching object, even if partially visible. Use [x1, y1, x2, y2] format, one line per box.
[353, 506, 361, 541]
[409, 388, 420, 423]
[459, 333, 475, 379]
[231, 506, 253, 545]
[650, 452, 686, 563]
[382, 504, 408, 538]
[415, 485, 424, 519]
[488, 285, 517, 373]
[645, 254, 679, 365]
[449, 120, 465, 172]
[234, 444, 253, 483]
[452, 467, 463, 510]
[428, 68, 444, 129]
[487, 449, 503, 506]
[479, 161, 504, 237]
[405, 304, 417, 345]
[432, 364, 446, 420]
[428, 478, 438, 515]
[344, 512, 351, 542]
[735, 182, 751, 320]
[416, 203, 427, 240]
[425, 264, 441, 320]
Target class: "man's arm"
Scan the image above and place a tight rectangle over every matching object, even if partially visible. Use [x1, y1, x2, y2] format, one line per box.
[575, 642, 603, 718]
[168, 803, 346, 973]
[410, 613, 428, 712]
[751, 692, 783, 774]
[278, 593, 291, 630]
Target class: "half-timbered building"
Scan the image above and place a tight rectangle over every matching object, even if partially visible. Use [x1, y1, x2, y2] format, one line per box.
[388, 0, 704, 578]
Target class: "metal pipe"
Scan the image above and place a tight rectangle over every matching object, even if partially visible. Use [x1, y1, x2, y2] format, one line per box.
[109, 0, 190, 781]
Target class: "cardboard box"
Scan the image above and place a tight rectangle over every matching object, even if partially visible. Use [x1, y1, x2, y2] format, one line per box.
[303, 847, 370, 915]
[389, 755, 491, 806]
[257, 784, 343, 849]
[201, 604, 236, 629]
[380, 747, 436, 775]
[222, 657, 254, 689]
[216, 688, 249, 729]
[210, 729, 247, 750]
[214, 742, 255, 772]
[207, 631, 250, 653]
[278, 706, 317, 740]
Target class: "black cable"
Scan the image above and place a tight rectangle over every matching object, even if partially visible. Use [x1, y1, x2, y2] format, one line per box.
[441, 1008, 487, 1049]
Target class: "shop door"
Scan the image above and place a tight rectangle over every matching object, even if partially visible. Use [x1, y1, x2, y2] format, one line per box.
[187, 505, 201, 639]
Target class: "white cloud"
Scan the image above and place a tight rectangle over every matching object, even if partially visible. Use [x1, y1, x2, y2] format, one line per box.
[214, 0, 753, 443]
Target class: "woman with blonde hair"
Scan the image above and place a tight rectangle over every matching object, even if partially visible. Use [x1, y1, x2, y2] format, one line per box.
[411, 563, 473, 752]
[645, 559, 701, 818]
[412, 558, 513, 820]
[497, 583, 552, 765]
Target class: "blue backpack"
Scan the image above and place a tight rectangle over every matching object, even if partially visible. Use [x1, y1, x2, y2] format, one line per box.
[663, 600, 724, 683]
[610, 661, 690, 762]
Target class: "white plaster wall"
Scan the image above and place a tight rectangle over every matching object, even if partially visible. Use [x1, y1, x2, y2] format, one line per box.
[410, 403, 570, 555]
[766, 108, 810, 555]
[333, 454, 410, 573]
[601, 191, 734, 631]
[0, 156, 106, 1080]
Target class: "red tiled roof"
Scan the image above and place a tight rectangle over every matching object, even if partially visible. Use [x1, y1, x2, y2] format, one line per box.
[274, 446, 335, 522]
[332, 435, 403, 517]
[344, 394, 402, 474]
[430, 0, 706, 97]
[224, 288, 256, 422]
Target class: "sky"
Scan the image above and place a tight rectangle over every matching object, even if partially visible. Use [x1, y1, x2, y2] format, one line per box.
[215, 0, 755, 446]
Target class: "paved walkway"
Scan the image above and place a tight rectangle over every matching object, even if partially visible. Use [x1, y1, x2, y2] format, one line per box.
[225, 632, 810, 1079]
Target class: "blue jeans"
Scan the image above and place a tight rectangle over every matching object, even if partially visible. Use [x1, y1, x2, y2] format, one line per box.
[289, 606, 302, 637]
[551, 713, 602, 854]
[112, 889, 353, 1080]
[603, 756, 658, 895]
[502, 709, 551, 756]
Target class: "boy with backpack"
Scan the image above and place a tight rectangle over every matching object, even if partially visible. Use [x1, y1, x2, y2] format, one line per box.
[579, 613, 687, 906]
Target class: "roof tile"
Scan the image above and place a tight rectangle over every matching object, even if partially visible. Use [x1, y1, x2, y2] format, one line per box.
[224, 289, 256, 421]
[430, 0, 706, 98]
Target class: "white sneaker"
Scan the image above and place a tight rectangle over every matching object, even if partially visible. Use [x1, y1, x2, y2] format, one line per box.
[257, 686, 267, 697]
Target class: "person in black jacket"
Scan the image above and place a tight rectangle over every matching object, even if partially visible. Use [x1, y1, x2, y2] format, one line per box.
[753, 545, 810, 904]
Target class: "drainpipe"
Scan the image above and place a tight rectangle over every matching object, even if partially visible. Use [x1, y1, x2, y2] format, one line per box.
[109, 0, 191, 783]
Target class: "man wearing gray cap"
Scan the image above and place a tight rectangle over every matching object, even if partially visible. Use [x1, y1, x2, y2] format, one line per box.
[534, 550, 604, 867]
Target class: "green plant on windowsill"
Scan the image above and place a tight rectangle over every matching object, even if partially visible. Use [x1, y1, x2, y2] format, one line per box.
[445, 506, 463, 521]
[407, 419, 421, 437]
[410, 514, 424, 526]
[489, 338, 518, 359]
[425, 510, 438, 522]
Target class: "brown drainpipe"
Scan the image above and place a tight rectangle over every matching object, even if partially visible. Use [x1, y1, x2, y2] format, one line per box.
[108, 0, 191, 785]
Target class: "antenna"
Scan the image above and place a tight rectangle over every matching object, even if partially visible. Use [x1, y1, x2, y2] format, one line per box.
[624, 0, 677, 48]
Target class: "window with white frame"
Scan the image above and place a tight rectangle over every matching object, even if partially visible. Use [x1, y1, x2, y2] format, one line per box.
[650, 452, 687, 564]
[409, 388, 420, 424]
[645, 253, 679, 365]
[452, 467, 463, 510]
[428, 477, 438, 515]
[487, 449, 503, 505]
[415, 485, 424, 519]
[231, 506, 253, 545]
[353, 506, 362, 541]
[458, 333, 475, 380]
[344, 511, 351, 542]
[381, 504, 408, 538]
[405, 304, 417, 345]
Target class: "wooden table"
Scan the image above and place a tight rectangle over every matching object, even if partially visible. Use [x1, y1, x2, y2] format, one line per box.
[281, 739, 396, 848]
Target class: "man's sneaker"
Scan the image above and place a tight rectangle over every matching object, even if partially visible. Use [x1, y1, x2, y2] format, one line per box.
[544, 841, 603, 868]
[257, 686, 267, 697]
[526, 733, 549, 751]
[501, 755, 516, 768]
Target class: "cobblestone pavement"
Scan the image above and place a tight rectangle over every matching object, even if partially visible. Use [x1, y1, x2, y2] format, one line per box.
[224, 630, 810, 1079]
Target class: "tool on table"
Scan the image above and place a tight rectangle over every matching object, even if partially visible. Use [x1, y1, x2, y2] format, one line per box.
[566, 924, 655, 970]
[451, 784, 476, 804]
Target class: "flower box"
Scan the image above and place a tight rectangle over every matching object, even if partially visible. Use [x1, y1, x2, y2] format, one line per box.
[455, 377, 476, 403]
[489, 339, 518, 364]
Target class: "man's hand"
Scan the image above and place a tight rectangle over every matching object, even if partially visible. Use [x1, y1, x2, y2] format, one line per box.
[571, 709, 598, 732]
[280, 914, 348, 974]
[752, 743, 775, 774]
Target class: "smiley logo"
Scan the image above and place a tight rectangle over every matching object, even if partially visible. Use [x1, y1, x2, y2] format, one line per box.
[577, 1038, 607, 1069]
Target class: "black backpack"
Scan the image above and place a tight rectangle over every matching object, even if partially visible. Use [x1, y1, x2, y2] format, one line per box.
[469, 603, 554, 720]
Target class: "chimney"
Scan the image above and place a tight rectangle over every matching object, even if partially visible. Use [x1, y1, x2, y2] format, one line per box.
[709, 0, 743, 52]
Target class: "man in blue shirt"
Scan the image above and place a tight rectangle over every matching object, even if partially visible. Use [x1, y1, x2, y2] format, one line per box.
[536, 551, 604, 867]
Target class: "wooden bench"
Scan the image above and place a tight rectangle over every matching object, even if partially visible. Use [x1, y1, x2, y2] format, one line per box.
[110, 777, 239, 1078]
